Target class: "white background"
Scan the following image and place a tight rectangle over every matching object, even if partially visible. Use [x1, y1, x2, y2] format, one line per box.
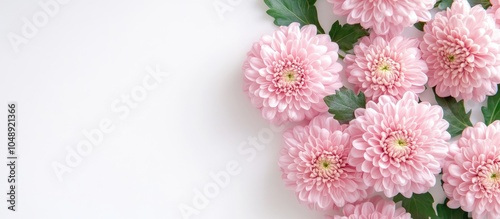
[0, 0, 485, 218]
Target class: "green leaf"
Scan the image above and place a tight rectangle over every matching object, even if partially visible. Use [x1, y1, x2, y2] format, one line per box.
[467, 0, 491, 9]
[436, 198, 470, 219]
[435, 0, 489, 10]
[482, 84, 500, 125]
[393, 192, 437, 219]
[328, 21, 369, 52]
[323, 87, 366, 122]
[414, 22, 425, 31]
[434, 0, 453, 9]
[434, 89, 472, 137]
[264, 0, 325, 34]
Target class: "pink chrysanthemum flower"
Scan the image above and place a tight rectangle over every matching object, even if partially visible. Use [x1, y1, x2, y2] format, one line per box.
[326, 0, 435, 36]
[279, 114, 369, 209]
[329, 196, 411, 219]
[489, 0, 500, 27]
[421, 0, 500, 102]
[345, 34, 428, 101]
[443, 121, 500, 219]
[347, 92, 450, 198]
[243, 23, 343, 124]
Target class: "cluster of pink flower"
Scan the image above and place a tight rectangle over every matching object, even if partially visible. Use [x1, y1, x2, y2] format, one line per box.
[243, 0, 500, 218]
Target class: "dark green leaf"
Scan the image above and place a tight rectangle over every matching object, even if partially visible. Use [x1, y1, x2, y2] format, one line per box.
[436, 198, 470, 219]
[482, 84, 500, 125]
[467, 0, 491, 9]
[393, 192, 437, 219]
[435, 0, 489, 10]
[264, 0, 325, 34]
[434, 89, 472, 137]
[328, 21, 369, 52]
[414, 22, 425, 31]
[323, 87, 366, 122]
[435, 0, 453, 9]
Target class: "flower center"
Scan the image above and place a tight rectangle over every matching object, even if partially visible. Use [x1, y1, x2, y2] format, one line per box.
[368, 55, 403, 90]
[378, 62, 392, 73]
[321, 161, 330, 168]
[282, 70, 297, 83]
[382, 130, 415, 162]
[447, 55, 455, 62]
[310, 151, 345, 182]
[395, 139, 407, 147]
[272, 58, 307, 96]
